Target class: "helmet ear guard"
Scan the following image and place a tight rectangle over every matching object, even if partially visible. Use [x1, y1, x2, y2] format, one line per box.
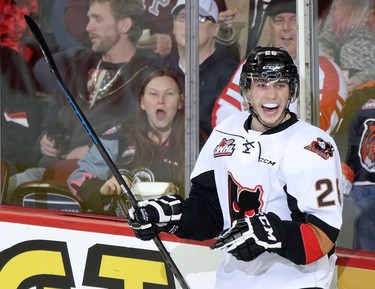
[240, 46, 300, 102]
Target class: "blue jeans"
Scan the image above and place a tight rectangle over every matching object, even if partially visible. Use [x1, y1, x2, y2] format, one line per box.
[351, 185, 375, 251]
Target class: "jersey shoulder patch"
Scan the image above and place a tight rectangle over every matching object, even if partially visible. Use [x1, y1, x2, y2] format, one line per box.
[304, 137, 335, 160]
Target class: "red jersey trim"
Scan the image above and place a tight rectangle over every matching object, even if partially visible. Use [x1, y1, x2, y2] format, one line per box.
[300, 223, 324, 264]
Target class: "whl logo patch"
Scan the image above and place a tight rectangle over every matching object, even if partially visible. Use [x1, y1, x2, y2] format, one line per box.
[214, 138, 235, 157]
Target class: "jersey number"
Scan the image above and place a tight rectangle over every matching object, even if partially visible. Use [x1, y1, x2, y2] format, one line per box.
[316, 178, 341, 207]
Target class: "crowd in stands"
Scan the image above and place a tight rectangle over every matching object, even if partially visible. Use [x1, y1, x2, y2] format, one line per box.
[1, 0, 374, 253]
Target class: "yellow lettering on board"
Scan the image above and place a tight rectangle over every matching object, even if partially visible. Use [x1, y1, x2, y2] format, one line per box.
[100, 256, 168, 289]
[0, 250, 65, 288]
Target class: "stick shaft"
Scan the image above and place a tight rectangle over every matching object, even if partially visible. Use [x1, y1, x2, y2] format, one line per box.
[24, 15, 190, 289]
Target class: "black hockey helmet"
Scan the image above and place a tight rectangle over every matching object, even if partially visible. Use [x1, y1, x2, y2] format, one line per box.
[240, 46, 299, 102]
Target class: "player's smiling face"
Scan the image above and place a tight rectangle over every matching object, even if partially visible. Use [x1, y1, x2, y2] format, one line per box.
[246, 78, 291, 131]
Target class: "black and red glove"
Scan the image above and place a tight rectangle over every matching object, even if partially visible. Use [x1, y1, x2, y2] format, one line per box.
[211, 212, 286, 261]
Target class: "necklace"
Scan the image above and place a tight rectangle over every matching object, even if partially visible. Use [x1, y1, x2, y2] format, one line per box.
[89, 60, 127, 108]
[92, 60, 127, 94]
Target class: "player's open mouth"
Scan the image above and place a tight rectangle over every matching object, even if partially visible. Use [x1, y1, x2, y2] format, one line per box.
[262, 103, 278, 112]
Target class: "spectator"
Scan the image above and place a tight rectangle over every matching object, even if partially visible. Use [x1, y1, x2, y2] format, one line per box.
[34, 0, 239, 96]
[0, 0, 39, 63]
[50, 0, 83, 51]
[33, 0, 92, 96]
[7, 0, 158, 202]
[148, 0, 239, 146]
[334, 80, 375, 158]
[140, 0, 180, 56]
[68, 69, 185, 215]
[64, 0, 91, 47]
[319, 0, 375, 92]
[140, 0, 239, 58]
[342, 97, 375, 251]
[127, 47, 343, 289]
[1, 46, 42, 175]
[212, 0, 348, 136]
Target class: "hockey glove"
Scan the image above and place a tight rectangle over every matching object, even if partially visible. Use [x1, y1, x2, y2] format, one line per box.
[210, 212, 285, 261]
[127, 195, 183, 241]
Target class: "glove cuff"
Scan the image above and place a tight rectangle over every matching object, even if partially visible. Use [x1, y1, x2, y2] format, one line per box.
[163, 221, 181, 235]
[253, 212, 286, 251]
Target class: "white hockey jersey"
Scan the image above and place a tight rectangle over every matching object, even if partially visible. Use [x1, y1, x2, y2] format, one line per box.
[188, 112, 343, 289]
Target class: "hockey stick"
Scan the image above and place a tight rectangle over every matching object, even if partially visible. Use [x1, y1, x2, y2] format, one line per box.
[24, 15, 190, 289]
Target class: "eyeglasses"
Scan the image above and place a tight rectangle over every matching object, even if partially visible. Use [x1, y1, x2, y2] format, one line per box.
[174, 13, 216, 23]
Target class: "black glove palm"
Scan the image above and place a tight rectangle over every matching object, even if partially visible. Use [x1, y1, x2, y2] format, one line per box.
[211, 212, 285, 261]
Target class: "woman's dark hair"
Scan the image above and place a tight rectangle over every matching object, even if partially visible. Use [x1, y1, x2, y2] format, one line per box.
[120, 69, 185, 193]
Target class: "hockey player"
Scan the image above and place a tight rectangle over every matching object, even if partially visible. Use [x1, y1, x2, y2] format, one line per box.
[127, 47, 343, 289]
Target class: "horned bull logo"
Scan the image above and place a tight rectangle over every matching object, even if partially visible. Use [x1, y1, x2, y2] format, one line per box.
[359, 119, 375, 172]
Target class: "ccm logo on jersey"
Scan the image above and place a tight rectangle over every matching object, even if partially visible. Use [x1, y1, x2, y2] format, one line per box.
[214, 138, 235, 157]
[304, 137, 334, 160]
